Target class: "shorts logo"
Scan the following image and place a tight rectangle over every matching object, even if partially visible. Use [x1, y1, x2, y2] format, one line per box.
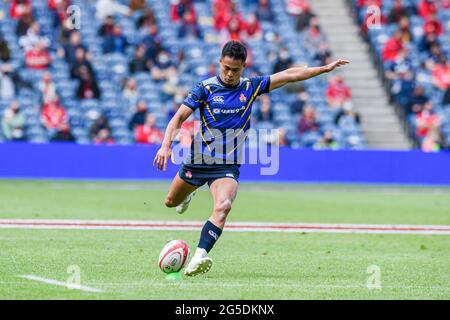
[226, 173, 234, 178]
[185, 171, 192, 179]
[208, 230, 218, 240]
[239, 93, 247, 103]
[213, 96, 225, 104]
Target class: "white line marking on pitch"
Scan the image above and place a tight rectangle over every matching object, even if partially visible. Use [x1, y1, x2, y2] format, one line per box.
[1, 219, 450, 235]
[18, 275, 105, 293]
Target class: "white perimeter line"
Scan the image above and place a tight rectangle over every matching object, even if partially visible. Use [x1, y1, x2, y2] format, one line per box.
[18, 275, 105, 293]
[1, 219, 450, 235]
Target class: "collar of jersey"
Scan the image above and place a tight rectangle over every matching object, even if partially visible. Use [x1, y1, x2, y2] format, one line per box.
[216, 76, 240, 89]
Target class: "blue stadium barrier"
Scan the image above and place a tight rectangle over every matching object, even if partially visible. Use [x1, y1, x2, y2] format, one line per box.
[0, 143, 449, 185]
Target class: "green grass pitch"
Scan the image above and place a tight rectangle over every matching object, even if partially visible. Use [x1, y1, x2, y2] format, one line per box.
[0, 180, 449, 299]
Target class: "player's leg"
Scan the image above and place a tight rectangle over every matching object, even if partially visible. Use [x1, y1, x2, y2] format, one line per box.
[184, 177, 238, 276]
[164, 173, 198, 209]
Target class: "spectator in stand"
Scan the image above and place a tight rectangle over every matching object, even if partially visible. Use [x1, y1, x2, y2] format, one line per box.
[122, 78, 138, 102]
[398, 16, 413, 44]
[70, 47, 95, 80]
[98, 15, 115, 38]
[335, 102, 361, 127]
[432, 57, 450, 92]
[418, 0, 437, 18]
[25, 41, 52, 70]
[93, 128, 115, 144]
[256, 0, 274, 22]
[38, 72, 58, 104]
[388, 0, 413, 23]
[19, 22, 50, 51]
[226, 14, 246, 41]
[41, 98, 67, 130]
[135, 114, 164, 144]
[290, 86, 310, 114]
[10, 0, 32, 20]
[136, 8, 157, 30]
[302, 16, 327, 53]
[296, 10, 315, 33]
[425, 43, 445, 70]
[59, 31, 90, 65]
[141, 24, 163, 63]
[102, 25, 129, 54]
[16, 13, 34, 37]
[178, 9, 202, 39]
[151, 50, 177, 81]
[423, 14, 443, 37]
[422, 125, 444, 152]
[313, 131, 339, 150]
[171, 0, 196, 22]
[76, 66, 101, 100]
[326, 75, 352, 108]
[129, 44, 152, 74]
[415, 102, 441, 140]
[58, 16, 76, 45]
[0, 65, 16, 100]
[406, 85, 430, 114]
[96, 0, 130, 20]
[244, 13, 262, 40]
[272, 47, 293, 74]
[381, 30, 404, 62]
[313, 42, 332, 66]
[1, 101, 26, 141]
[129, 100, 148, 131]
[385, 48, 415, 107]
[48, 0, 71, 28]
[298, 105, 319, 134]
[89, 114, 111, 140]
[254, 95, 273, 123]
[213, 0, 234, 31]
[51, 122, 76, 142]
[419, 33, 439, 54]
[0, 34, 10, 62]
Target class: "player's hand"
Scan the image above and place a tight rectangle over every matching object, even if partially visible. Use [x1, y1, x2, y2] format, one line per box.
[153, 146, 172, 171]
[323, 59, 350, 73]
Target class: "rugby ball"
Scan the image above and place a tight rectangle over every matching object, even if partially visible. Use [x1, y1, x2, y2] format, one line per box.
[158, 240, 190, 273]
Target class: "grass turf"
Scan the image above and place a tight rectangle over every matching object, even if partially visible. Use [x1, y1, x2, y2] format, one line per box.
[0, 180, 449, 299]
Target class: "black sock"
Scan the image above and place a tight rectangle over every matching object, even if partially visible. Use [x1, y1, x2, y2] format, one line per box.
[197, 220, 223, 253]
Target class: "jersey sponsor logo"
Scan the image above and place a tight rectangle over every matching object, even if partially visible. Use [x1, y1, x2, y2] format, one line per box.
[212, 96, 225, 104]
[185, 171, 193, 179]
[239, 93, 247, 103]
[213, 108, 220, 114]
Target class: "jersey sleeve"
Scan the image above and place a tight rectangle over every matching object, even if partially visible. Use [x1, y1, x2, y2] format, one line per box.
[183, 83, 206, 111]
[250, 75, 271, 97]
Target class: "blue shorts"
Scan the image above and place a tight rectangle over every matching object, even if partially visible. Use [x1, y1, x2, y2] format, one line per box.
[178, 163, 240, 187]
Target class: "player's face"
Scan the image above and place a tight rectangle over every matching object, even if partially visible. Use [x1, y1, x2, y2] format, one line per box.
[219, 56, 245, 86]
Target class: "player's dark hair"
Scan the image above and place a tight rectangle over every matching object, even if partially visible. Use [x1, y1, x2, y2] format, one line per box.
[221, 41, 247, 63]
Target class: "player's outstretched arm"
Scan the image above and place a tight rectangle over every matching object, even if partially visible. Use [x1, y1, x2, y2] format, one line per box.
[153, 104, 193, 171]
[269, 59, 350, 92]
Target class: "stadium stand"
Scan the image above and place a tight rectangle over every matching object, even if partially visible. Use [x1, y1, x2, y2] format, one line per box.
[351, 0, 450, 151]
[1, 0, 372, 149]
